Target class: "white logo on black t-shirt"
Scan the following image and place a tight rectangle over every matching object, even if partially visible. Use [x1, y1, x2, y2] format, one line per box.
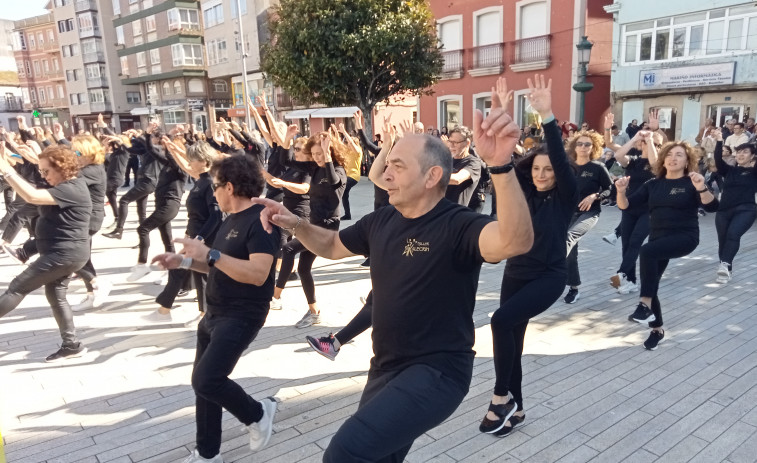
[225, 229, 239, 240]
[402, 238, 430, 257]
[670, 188, 686, 195]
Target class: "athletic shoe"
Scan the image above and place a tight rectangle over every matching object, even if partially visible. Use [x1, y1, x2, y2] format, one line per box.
[564, 288, 580, 304]
[177, 289, 190, 297]
[2, 244, 28, 265]
[248, 397, 277, 451]
[102, 229, 123, 240]
[269, 297, 283, 311]
[628, 302, 655, 323]
[306, 334, 339, 360]
[716, 262, 731, 284]
[45, 343, 87, 362]
[644, 330, 665, 350]
[71, 294, 95, 312]
[479, 400, 517, 434]
[142, 310, 173, 323]
[602, 233, 618, 246]
[361, 257, 370, 267]
[295, 310, 321, 328]
[127, 264, 152, 282]
[92, 281, 112, 307]
[618, 280, 638, 294]
[181, 450, 223, 463]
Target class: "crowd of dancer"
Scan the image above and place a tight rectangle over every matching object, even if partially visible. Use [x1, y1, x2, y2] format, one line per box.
[0, 72, 756, 462]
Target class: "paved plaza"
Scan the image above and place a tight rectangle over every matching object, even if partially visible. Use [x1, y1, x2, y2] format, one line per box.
[2, 180, 757, 463]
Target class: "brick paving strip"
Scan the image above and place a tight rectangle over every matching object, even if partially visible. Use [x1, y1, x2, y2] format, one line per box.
[1, 181, 756, 462]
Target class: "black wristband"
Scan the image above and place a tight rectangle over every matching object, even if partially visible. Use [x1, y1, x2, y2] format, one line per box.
[697, 187, 709, 193]
[488, 160, 516, 175]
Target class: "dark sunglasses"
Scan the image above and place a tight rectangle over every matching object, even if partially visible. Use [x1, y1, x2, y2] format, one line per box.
[38, 167, 50, 176]
[575, 142, 592, 148]
[211, 182, 226, 191]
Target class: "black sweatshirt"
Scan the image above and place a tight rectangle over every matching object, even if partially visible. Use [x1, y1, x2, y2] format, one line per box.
[186, 172, 222, 243]
[574, 160, 613, 214]
[357, 128, 389, 208]
[714, 141, 757, 210]
[77, 163, 106, 232]
[128, 136, 160, 185]
[505, 120, 579, 279]
[106, 145, 130, 186]
[309, 162, 346, 226]
[145, 136, 187, 203]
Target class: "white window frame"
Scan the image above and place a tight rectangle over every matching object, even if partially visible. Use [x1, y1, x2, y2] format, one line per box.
[173, 80, 182, 94]
[120, 56, 129, 75]
[437, 94, 463, 130]
[136, 51, 146, 68]
[164, 110, 186, 124]
[213, 79, 228, 92]
[472, 91, 493, 123]
[436, 15, 463, 51]
[472, 6, 503, 47]
[515, 0, 551, 40]
[145, 15, 156, 32]
[167, 8, 200, 31]
[149, 48, 160, 64]
[203, 2, 223, 28]
[171, 43, 204, 66]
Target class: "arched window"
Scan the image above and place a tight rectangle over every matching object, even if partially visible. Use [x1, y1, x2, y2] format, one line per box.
[174, 80, 182, 94]
[162, 82, 170, 96]
[213, 79, 227, 93]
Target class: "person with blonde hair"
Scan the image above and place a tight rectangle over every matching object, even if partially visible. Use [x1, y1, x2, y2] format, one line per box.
[562, 129, 613, 304]
[616, 141, 719, 350]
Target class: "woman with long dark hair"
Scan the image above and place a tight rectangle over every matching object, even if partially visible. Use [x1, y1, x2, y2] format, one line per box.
[0, 144, 92, 362]
[480, 75, 577, 437]
[617, 141, 719, 350]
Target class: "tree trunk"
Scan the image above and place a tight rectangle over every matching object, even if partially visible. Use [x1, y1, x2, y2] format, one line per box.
[361, 103, 375, 145]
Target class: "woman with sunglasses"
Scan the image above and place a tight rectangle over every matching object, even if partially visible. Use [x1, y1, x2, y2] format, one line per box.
[269, 132, 347, 328]
[562, 130, 613, 304]
[0, 144, 91, 362]
[603, 117, 658, 294]
[709, 130, 757, 284]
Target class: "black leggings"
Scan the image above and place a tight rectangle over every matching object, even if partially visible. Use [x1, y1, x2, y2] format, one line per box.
[2, 199, 38, 243]
[116, 181, 154, 230]
[137, 199, 180, 264]
[618, 208, 650, 283]
[342, 177, 358, 217]
[124, 154, 139, 184]
[0, 185, 15, 230]
[105, 181, 120, 219]
[334, 290, 373, 345]
[276, 238, 318, 304]
[156, 269, 207, 312]
[639, 232, 699, 328]
[491, 274, 565, 405]
[716, 205, 757, 270]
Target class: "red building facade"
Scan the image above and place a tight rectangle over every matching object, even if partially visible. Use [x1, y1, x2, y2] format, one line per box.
[419, 0, 612, 133]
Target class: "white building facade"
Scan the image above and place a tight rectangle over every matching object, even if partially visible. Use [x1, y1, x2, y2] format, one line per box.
[605, 1, 757, 142]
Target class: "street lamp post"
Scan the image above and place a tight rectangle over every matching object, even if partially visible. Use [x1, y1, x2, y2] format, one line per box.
[573, 36, 594, 126]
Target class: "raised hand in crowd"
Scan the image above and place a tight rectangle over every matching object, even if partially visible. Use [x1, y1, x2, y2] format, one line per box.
[353, 110, 364, 131]
[475, 77, 519, 167]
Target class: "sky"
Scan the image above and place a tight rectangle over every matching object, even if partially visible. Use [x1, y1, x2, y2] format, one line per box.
[0, 0, 50, 21]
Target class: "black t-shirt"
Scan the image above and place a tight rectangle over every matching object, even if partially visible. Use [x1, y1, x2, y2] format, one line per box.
[106, 147, 130, 186]
[265, 145, 287, 199]
[623, 152, 654, 211]
[627, 176, 719, 236]
[445, 155, 482, 207]
[309, 162, 346, 225]
[714, 141, 757, 210]
[339, 199, 493, 385]
[281, 165, 311, 219]
[36, 177, 92, 254]
[185, 172, 222, 244]
[78, 163, 106, 232]
[205, 204, 281, 322]
[575, 161, 613, 214]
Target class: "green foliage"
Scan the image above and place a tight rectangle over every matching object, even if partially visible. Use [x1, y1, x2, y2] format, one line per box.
[261, 0, 443, 112]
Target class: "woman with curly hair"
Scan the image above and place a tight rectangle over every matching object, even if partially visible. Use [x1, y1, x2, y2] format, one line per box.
[270, 132, 347, 328]
[0, 144, 91, 362]
[616, 141, 719, 350]
[562, 130, 613, 304]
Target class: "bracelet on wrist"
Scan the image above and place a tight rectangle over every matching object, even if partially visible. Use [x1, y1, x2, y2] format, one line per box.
[697, 187, 709, 193]
[179, 257, 193, 270]
[284, 216, 302, 236]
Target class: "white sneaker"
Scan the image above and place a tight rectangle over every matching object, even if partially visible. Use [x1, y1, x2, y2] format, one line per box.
[270, 297, 283, 310]
[92, 281, 112, 307]
[126, 264, 152, 282]
[142, 310, 173, 323]
[610, 272, 628, 290]
[716, 262, 731, 284]
[618, 280, 638, 294]
[71, 294, 95, 312]
[248, 397, 277, 451]
[603, 233, 618, 246]
[295, 310, 321, 329]
[181, 449, 223, 463]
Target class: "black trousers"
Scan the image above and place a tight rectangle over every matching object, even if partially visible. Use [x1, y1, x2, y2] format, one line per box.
[124, 154, 139, 185]
[342, 177, 358, 218]
[2, 199, 38, 243]
[565, 211, 600, 287]
[617, 208, 650, 283]
[115, 181, 154, 230]
[0, 248, 88, 347]
[716, 204, 757, 269]
[0, 184, 15, 230]
[639, 232, 699, 329]
[193, 314, 265, 459]
[334, 290, 373, 345]
[323, 363, 469, 463]
[276, 238, 317, 303]
[136, 199, 180, 264]
[105, 180, 120, 219]
[491, 274, 565, 403]
[157, 269, 207, 312]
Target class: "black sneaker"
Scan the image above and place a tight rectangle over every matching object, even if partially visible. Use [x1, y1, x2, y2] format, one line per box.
[305, 334, 339, 361]
[45, 343, 87, 362]
[2, 245, 28, 264]
[361, 257, 370, 267]
[628, 302, 655, 323]
[644, 330, 665, 350]
[564, 288, 580, 304]
[177, 289, 190, 297]
[479, 401, 517, 434]
[102, 229, 123, 240]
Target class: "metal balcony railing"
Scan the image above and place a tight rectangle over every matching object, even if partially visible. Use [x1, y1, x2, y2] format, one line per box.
[45, 69, 64, 80]
[90, 101, 112, 112]
[74, 0, 98, 12]
[511, 34, 552, 65]
[470, 43, 505, 70]
[82, 51, 106, 63]
[0, 97, 25, 112]
[86, 76, 108, 88]
[78, 26, 101, 39]
[441, 49, 464, 76]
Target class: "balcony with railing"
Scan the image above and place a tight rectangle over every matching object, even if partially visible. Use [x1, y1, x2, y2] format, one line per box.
[82, 50, 106, 63]
[86, 76, 108, 88]
[468, 43, 505, 77]
[0, 97, 25, 112]
[90, 101, 112, 112]
[74, 0, 98, 12]
[441, 49, 465, 79]
[42, 41, 59, 53]
[78, 26, 101, 39]
[510, 34, 552, 71]
[48, 98, 67, 108]
[276, 92, 303, 109]
[45, 69, 64, 80]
